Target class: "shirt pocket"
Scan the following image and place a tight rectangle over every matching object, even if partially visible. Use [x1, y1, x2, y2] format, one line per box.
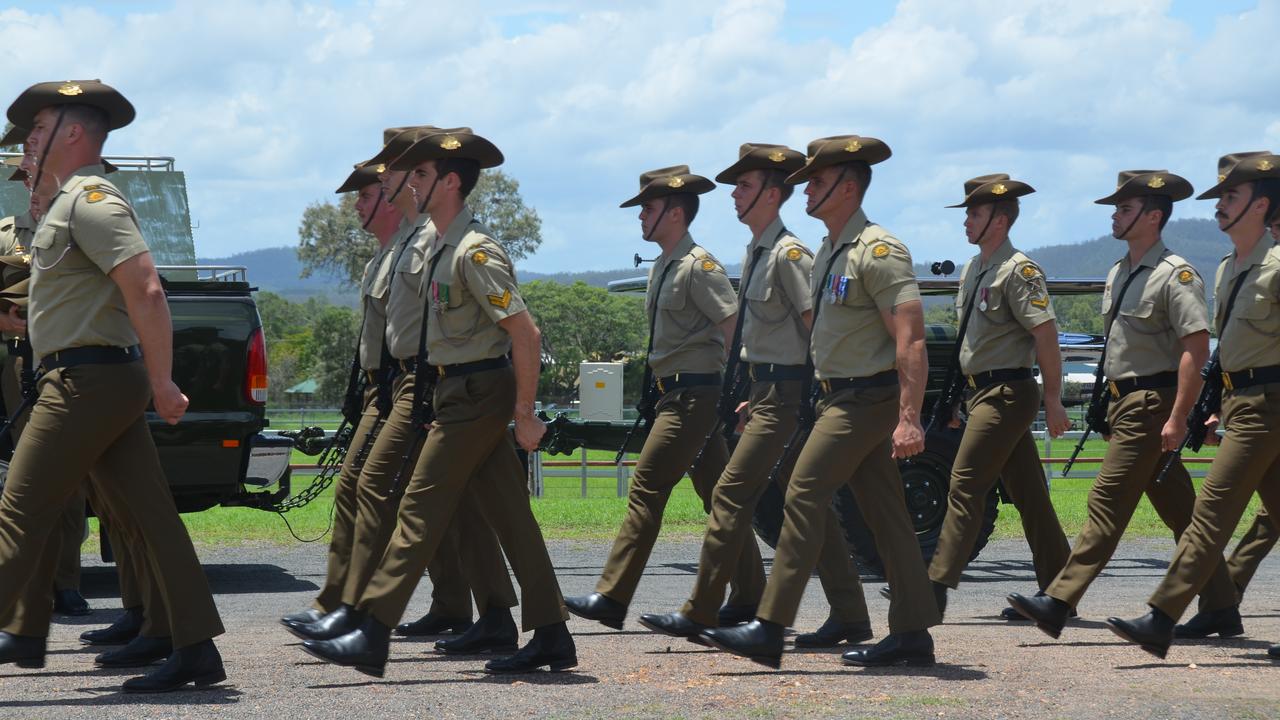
[30, 219, 90, 276]
[1236, 291, 1280, 336]
[978, 278, 1009, 321]
[1118, 299, 1163, 335]
[397, 246, 427, 297]
[746, 264, 789, 324]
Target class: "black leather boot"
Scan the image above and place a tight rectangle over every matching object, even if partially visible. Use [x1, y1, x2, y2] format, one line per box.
[0, 631, 46, 669]
[932, 582, 949, 619]
[484, 621, 577, 674]
[700, 619, 785, 669]
[1006, 592, 1072, 639]
[81, 606, 144, 646]
[1001, 590, 1078, 622]
[53, 588, 91, 616]
[287, 604, 365, 641]
[301, 616, 392, 678]
[395, 611, 473, 637]
[1174, 605, 1244, 639]
[717, 604, 757, 627]
[121, 639, 226, 693]
[435, 606, 518, 655]
[842, 630, 935, 667]
[280, 607, 324, 629]
[1106, 607, 1175, 659]
[637, 612, 708, 639]
[794, 616, 874, 648]
[564, 593, 627, 630]
[95, 635, 173, 668]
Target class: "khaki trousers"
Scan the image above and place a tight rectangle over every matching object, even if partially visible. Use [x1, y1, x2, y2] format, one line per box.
[681, 379, 867, 627]
[1224, 507, 1276, 595]
[82, 482, 172, 637]
[1150, 383, 1280, 620]
[343, 370, 516, 615]
[0, 362, 222, 646]
[929, 379, 1069, 589]
[1046, 388, 1237, 610]
[596, 384, 765, 607]
[2, 351, 85, 593]
[758, 385, 939, 633]
[359, 366, 567, 631]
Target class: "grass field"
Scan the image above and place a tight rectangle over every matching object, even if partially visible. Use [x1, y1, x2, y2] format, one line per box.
[87, 436, 1261, 551]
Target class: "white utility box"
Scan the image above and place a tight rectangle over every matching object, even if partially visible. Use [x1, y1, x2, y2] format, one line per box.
[579, 362, 624, 422]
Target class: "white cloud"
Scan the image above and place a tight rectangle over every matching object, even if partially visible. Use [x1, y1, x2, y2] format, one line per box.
[1, 0, 1276, 275]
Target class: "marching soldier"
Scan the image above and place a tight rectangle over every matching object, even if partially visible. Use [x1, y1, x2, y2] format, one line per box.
[702, 135, 940, 668]
[1108, 151, 1280, 658]
[0, 80, 224, 692]
[638, 144, 872, 646]
[564, 165, 765, 630]
[927, 174, 1071, 618]
[301, 128, 576, 675]
[1006, 169, 1240, 638]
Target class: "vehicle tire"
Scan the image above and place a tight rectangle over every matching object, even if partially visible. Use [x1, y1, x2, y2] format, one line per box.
[751, 426, 1000, 579]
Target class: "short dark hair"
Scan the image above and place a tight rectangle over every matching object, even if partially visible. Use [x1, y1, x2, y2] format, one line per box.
[434, 158, 481, 198]
[1141, 195, 1174, 231]
[840, 160, 872, 195]
[762, 168, 794, 204]
[60, 104, 108, 141]
[1255, 178, 1280, 226]
[991, 198, 1020, 227]
[665, 193, 699, 225]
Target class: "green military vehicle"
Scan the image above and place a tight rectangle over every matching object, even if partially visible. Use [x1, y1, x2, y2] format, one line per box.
[540, 273, 1104, 575]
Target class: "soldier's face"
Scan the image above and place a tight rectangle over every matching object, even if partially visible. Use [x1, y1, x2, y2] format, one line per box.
[639, 199, 665, 239]
[1111, 198, 1144, 239]
[1215, 185, 1256, 230]
[1270, 220, 1280, 242]
[963, 204, 992, 244]
[803, 166, 848, 218]
[731, 170, 766, 221]
[354, 184, 381, 225]
[380, 169, 408, 201]
[408, 161, 441, 211]
[24, 108, 63, 162]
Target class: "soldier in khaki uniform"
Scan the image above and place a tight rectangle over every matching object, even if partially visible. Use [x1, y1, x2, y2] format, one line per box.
[1007, 170, 1240, 638]
[0, 80, 224, 692]
[303, 128, 575, 676]
[1108, 152, 1280, 659]
[927, 175, 1071, 618]
[565, 165, 765, 630]
[639, 144, 871, 646]
[703, 135, 940, 669]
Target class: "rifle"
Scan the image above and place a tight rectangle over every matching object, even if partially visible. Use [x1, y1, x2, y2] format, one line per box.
[1061, 363, 1108, 476]
[615, 373, 656, 465]
[390, 363, 438, 495]
[1155, 350, 1222, 484]
[924, 266, 992, 435]
[765, 375, 819, 486]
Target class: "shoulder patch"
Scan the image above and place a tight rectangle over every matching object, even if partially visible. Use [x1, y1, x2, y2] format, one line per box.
[1176, 268, 1195, 285]
[471, 250, 489, 265]
[85, 190, 107, 204]
[871, 243, 890, 259]
[487, 289, 512, 309]
[1029, 296, 1049, 309]
[785, 247, 803, 261]
[1018, 262, 1043, 280]
[701, 259, 719, 272]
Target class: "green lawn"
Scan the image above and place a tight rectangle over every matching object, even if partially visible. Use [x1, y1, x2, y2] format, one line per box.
[86, 437, 1257, 549]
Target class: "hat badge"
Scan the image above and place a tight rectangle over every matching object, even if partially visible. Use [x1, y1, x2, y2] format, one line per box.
[666, 176, 685, 188]
[1259, 160, 1275, 172]
[439, 136, 461, 151]
[1147, 176, 1165, 189]
[992, 183, 1008, 195]
[1218, 174, 1227, 183]
[843, 139, 861, 153]
[374, 164, 387, 174]
[57, 83, 82, 96]
[767, 150, 786, 162]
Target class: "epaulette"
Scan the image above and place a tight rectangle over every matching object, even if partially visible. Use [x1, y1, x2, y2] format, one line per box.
[688, 245, 724, 273]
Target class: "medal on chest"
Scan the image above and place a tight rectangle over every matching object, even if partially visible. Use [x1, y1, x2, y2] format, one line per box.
[978, 287, 989, 312]
[826, 274, 849, 304]
[431, 281, 450, 313]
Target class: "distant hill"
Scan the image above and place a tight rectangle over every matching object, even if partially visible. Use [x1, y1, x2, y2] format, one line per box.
[1025, 218, 1230, 278]
[198, 246, 357, 305]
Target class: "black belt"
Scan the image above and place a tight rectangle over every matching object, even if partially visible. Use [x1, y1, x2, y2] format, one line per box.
[1222, 365, 1280, 392]
[655, 372, 721, 394]
[966, 367, 1034, 390]
[396, 356, 418, 373]
[41, 345, 141, 370]
[6, 338, 24, 356]
[748, 363, 810, 382]
[818, 369, 898, 394]
[434, 355, 510, 378]
[1107, 371, 1179, 399]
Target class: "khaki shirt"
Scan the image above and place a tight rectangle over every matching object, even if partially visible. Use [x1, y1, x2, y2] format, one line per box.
[955, 238, 1054, 376]
[645, 233, 736, 378]
[1214, 236, 1280, 373]
[0, 214, 33, 341]
[384, 214, 437, 360]
[810, 209, 919, 379]
[739, 217, 813, 366]
[28, 164, 149, 359]
[1101, 241, 1208, 380]
[358, 234, 396, 370]
[425, 207, 525, 366]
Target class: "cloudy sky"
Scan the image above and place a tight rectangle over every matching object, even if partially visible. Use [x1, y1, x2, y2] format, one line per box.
[2, 0, 1277, 273]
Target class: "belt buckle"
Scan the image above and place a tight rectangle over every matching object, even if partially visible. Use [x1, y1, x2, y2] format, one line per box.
[966, 375, 976, 389]
[656, 378, 666, 394]
[1108, 380, 1120, 399]
[820, 379, 831, 394]
[1222, 372, 1234, 391]
[436, 365, 446, 378]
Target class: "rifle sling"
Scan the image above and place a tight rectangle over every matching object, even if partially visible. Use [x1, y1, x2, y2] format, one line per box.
[716, 242, 769, 406]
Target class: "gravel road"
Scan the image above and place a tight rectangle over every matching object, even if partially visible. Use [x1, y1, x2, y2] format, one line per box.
[2, 536, 1279, 719]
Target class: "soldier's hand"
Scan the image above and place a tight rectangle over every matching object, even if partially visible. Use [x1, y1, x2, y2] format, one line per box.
[735, 401, 750, 432]
[1044, 399, 1070, 438]
[1203, 414, 1221, 446]
[514, 412, 546, 452]
[1161, 415, 1188, 452]
[153, 380, 189, 425]
[891, 417, 925, 459]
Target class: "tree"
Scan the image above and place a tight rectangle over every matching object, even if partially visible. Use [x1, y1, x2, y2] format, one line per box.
[303, 305, 361, 405]
[295, 169, 543, 286]
[522, 280, 647, 403]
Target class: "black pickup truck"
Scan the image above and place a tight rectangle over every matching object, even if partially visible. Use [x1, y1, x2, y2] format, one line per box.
[0, 265, 294, 516]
